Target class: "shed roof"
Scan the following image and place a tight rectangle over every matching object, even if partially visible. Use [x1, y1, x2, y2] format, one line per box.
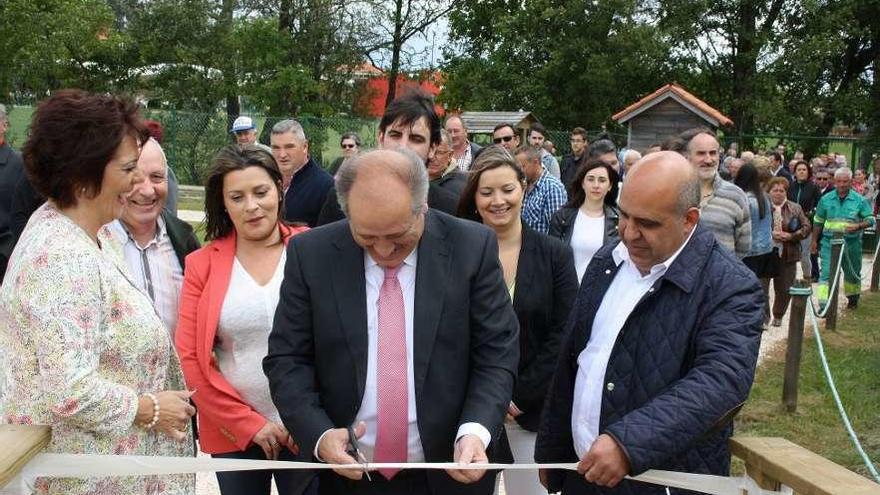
[612, 83, 733, 128]
[459, 111, 538, 133]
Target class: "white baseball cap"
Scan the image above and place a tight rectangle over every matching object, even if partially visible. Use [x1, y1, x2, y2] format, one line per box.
[230, 116, 255, 133]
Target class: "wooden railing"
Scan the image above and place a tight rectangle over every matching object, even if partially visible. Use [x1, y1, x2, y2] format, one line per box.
[731, 437, 880, 494]
[0, 425, 49, 488]
[1, 426, 879, 494]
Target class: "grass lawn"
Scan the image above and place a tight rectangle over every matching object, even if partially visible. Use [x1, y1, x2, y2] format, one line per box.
[735, 293, 880, 479]
[178, 197, 204, 212]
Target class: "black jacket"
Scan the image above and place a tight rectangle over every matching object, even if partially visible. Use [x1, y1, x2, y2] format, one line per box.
[0, 143, 25, 281]
[788, 180, 821, 219]
[560, 153, 586, 190]
[265, 210, 519, 494]
[511, 227, 577, 431]
[162, 210, 201, 268]
[431, 170, 467, 204]
[548, 204, 620, 247]
[284, 157, 333, 227]
[535, 225, 763, 494]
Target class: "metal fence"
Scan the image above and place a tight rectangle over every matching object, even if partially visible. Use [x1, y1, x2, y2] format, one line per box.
[5, 105, 380, 185]
[4, 103, 873, 184]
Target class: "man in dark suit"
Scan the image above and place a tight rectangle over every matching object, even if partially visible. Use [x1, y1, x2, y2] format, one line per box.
[428, 130, 467, 201]
[445, 114, 482, 171]
[265, 148, 519, 495]
[316, 91, 460, 225]
[535, 152, 763, 494]
[0, 104, 25, 281]
[270, 119, 333, 227]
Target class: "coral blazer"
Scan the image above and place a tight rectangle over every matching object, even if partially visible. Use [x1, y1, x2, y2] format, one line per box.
[175, 223, 308, 454]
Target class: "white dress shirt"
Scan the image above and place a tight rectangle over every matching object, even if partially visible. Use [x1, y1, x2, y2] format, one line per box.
[316, 249, 491, 461]
[107, 217, 183, 335]
[571, 228, 695, 458]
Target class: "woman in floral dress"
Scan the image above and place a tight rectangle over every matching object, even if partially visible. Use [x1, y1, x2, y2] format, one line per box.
[0, 90, 196, 495]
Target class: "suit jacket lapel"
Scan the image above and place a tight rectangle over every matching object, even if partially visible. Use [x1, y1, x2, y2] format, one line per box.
[330, 231, 369, 400]
[413, 213, 450, 400]
[512, 227, 537, 310]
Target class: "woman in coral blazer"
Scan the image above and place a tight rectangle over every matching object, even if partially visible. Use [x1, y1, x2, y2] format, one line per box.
[175, 145, 314, 495]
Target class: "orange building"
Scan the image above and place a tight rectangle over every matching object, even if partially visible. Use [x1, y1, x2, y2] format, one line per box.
[351, 63, 445, 118]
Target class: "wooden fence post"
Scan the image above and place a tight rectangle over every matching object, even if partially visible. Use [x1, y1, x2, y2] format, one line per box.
[783, 280, 811, 413]
[826, 233, 844, 331]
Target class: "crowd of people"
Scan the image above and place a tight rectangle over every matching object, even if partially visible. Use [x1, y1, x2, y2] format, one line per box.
[0, 89, 874, 495]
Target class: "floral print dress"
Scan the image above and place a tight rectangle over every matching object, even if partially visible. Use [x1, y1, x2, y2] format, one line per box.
[0, 204, 195, 495]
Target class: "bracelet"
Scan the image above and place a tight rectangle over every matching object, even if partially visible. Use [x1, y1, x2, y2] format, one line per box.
[141, 393, 160, 429]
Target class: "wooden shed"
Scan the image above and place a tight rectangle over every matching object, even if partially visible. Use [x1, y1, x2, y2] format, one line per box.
[612, 84, 733, 152]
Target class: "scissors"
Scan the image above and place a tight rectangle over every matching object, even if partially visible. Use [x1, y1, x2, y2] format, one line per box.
[346, 426, 372, 481]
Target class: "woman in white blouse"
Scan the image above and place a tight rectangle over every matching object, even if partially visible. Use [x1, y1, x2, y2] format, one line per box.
[549, 158, 620, 282]
[175, 145, 313, 495]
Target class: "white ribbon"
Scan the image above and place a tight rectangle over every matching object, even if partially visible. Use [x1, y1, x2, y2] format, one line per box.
[0, 454, 784, 495]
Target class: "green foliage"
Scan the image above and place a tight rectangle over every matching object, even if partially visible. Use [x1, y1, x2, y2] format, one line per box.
[443, 0, 879, 144]
[442, 0, 677, 130]
[0, 0, 125, 97]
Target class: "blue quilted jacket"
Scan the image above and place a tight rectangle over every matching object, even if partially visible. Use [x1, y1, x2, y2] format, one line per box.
[535, 224, 764, 494]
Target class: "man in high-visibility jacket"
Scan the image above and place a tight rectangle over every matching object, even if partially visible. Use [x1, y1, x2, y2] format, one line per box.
[811, 167, 874, 308]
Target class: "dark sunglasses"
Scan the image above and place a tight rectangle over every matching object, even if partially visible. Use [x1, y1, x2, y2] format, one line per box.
[493, 135, 514, 144]
[341, 144, 357, 149]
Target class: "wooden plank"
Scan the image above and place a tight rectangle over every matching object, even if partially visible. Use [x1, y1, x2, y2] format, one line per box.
[0, 425, 51, 488]
[730, 437, 880, 495]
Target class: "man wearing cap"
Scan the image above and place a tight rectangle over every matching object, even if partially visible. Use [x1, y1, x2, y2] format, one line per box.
[230, 116, 271, 152]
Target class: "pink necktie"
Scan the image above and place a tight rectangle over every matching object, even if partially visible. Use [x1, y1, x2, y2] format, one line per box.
[374, 265, 408, 480]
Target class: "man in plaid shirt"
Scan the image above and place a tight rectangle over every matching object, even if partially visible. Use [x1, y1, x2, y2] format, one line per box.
[515, 145, 567, 234]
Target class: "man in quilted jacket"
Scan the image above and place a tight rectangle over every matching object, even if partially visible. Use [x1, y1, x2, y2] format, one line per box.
[535, 151, 764, 494]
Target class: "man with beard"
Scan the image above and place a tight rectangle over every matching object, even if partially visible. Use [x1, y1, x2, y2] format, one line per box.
[679, 128, 751, 258]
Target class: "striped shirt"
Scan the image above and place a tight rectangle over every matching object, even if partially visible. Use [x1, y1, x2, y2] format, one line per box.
[699, 174, 752, 258]
[522, 168, 568, 234]
[106, 217, 184, 335]
[454, 143, 473, 171]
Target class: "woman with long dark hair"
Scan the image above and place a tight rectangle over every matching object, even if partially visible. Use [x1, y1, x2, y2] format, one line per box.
[735, 160, 776, 324]
[549, 158, 620, 282]
[457, 146, 577, 495]
[175, 145, 315, 495]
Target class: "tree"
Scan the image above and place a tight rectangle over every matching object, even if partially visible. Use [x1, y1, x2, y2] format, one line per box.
[361, 0, 453, 107]
[0, 0, 127, 100]
[442, 0, 676, 132]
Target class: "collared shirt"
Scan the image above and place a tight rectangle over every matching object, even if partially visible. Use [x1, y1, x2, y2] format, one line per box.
[107, 217, 184, 335]
[540, 149, 561, 178]
[522, 168, 568, 234]
[441, 161, 459, 179]
[329, 250, 490, 462]
[571, 228, 696, 458]
[454, 143, 473, 172]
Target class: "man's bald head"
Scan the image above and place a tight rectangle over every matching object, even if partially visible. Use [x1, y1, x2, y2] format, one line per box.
[336, 148, 429, 268]
[618, 151, 701, 275]
[626, 151, 700, 214]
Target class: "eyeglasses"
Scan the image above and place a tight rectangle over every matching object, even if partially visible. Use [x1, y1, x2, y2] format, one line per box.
[341, 144, 357, 149]
[493, 135, 515, 144]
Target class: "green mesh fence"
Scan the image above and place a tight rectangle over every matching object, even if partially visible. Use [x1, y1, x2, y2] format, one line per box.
[3, 102, 872, 183]
[4, 105, 379, 185]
